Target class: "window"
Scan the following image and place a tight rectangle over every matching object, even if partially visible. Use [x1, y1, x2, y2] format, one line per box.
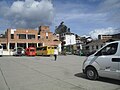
[38, 36, 40, 39]
[95, 43, 118, 56]
[0, 46, 2, 49]
[18, 34, 26, 39]
[10, 43, 15, 49]
[37, 47, 42, 50]
[96, 45, 98, 49]
[43, 47, 47, 50]
[46, 36, 48, 39]
[53, 39, 58, 41]
[38, 43, 42, 46]
[1, 44, 7, 49]
[28, 34, 35, 39]
[11, 34, 14, 39]
[13, 49, 16, 52]
[30, 49, 35, 52]
[48, 47, 51, 49]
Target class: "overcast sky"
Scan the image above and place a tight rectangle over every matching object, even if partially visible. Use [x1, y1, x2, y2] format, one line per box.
[0, 0, 120, 39]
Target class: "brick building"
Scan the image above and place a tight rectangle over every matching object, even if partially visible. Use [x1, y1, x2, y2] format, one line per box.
[0, 26, 61, 53]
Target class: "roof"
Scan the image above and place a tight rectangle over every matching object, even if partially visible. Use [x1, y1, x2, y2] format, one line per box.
[86, 39, 120, 46]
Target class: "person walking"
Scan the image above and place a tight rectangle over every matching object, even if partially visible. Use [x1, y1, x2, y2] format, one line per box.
[54, 47, 58, 61]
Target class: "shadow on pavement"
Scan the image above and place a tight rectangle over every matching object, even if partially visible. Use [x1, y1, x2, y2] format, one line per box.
[74, 73, 120, 85]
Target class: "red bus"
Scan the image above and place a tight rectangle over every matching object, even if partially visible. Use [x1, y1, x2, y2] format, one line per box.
[25, 47, 36, 56]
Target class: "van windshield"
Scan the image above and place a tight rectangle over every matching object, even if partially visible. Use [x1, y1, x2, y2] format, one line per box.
[0, 46, 2, 49]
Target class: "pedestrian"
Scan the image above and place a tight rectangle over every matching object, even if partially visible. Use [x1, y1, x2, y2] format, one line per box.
[54, 47, 58, 61]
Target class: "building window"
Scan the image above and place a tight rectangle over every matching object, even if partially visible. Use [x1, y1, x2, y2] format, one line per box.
[38, 36, 40, 39]
[18, 34, 26, 39]
[10, 43, 15, 49]
[46, 36, 48, 39]
[11, 34, 14, 39]
[28, 34, 35, 39]
[38, 43, 42, 46]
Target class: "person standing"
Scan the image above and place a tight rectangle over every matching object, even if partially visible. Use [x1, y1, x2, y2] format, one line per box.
[54, 47, 58, 61]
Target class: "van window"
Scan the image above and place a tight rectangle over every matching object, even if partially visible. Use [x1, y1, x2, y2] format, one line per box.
[95, 43, 118, 56]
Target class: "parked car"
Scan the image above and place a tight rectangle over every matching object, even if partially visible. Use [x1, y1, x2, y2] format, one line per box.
[13, 47, 25, 56]
[25, 47, 36, 56]
[0, 45, 3, 57]
[82, 41, 120, 80]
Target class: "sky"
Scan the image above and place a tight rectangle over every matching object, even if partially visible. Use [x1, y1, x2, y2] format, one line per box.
[0, 0, 120, 39]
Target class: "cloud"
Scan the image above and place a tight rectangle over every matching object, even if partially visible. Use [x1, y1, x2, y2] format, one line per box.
[89, 27, 120, 39]
[0, 0, 54, 29]
[97, 0, 120, 23]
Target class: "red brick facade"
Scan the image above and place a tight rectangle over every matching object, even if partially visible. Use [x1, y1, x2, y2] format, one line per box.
[0, 26, 61, 51]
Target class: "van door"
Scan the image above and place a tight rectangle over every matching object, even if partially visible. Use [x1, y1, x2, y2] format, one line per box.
[118, 59, 120, 79]
[94, 42, 119, 79]
[112, 57, 120, 80]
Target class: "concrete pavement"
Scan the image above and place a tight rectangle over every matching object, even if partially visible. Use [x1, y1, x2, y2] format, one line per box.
[0, 55, 120, 90]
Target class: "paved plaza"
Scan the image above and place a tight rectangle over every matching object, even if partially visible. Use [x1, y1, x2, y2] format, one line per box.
[0, 55, 120, 90]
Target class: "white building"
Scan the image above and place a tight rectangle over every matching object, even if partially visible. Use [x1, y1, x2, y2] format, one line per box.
[60, 33, 76, 46]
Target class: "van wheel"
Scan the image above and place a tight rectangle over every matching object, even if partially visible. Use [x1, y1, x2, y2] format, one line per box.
[85, 67, 98, 80]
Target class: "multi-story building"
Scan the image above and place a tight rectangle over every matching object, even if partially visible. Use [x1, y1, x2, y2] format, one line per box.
[98, 35, 112, 40]
[0, 26, 61, 54]
[82, 37, 120, 56]
[60, 33, 76, 46]
[60, 32, 76, 52]
[98, 33, 120, 40]
[112, 33, 120, 39]
[82, 39, 106, 55]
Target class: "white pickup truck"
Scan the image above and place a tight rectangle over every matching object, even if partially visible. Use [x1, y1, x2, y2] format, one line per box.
[82, 41, 120, 80]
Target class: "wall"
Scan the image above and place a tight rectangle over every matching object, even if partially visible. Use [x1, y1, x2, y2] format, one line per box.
[65, 34, 76, 46]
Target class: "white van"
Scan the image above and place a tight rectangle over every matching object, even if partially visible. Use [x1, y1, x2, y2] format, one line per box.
[0, 45, 3, 56]
[82, 41, 120, 80]
[13, 47, 25, 56]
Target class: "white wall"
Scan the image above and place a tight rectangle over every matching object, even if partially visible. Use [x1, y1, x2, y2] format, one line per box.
[58, 43, 61, 52]
[64, 34, 76, 46]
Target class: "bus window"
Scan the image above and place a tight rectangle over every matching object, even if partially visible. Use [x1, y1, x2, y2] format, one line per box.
[30, 49, 35, 52]
[48, 47, 51, 49]
[37, 47, 42, 50]
[43, 47, 47, 50]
